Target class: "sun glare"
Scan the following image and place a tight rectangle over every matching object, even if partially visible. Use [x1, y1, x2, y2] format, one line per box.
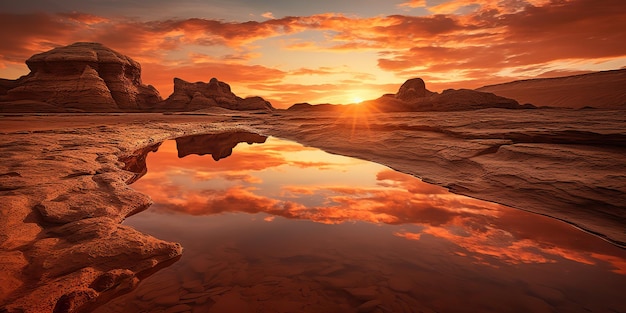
[352, 96, 363, 104]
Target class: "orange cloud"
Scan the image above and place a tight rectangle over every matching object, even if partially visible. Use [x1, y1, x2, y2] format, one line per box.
[398, 0, 427, 8]
[1, 0, 624, 106]
[129, 135, 626, 273]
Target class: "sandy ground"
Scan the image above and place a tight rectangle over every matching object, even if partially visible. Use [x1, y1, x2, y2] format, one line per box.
[0, 109, 624, 312]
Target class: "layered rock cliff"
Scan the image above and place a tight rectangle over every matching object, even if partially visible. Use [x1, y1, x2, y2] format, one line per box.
[1, 42, 162, 111]
[0, 42, 273, 112]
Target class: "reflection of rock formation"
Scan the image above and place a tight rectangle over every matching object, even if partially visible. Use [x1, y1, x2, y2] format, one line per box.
[0, 42, 162, 112]
[120, 143, 162, 184]
[175, 131, 268, 161]
[158, 78, 274, 111]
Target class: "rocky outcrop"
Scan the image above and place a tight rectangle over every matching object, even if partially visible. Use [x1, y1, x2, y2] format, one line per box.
[395, 78, 436, 101]
[0, 42, 162, 112]
[0, 124, 185, 312]
[158, 78, 273, 111]
[362, 78, 530, 112]
[0, 42, 274, 113]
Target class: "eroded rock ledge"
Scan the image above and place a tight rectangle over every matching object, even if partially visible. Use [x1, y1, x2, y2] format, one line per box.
[0, 115, 262, 313]
[263, 110, 626, 248]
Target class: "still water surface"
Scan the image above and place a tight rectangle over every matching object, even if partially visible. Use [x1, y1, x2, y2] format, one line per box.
[98, 131, 626, 313]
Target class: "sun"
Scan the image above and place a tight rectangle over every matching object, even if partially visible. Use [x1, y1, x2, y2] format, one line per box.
[351, 96, 364, 104]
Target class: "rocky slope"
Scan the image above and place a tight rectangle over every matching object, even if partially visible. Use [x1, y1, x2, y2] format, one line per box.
[477, 69, 626, 109]
[0, 42, 162, 112]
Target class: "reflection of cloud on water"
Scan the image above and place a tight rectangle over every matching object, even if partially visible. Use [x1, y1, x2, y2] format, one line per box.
[133, 136, 626, 275]
[193, 172, 263, 184]
[138, 178, 626, 273]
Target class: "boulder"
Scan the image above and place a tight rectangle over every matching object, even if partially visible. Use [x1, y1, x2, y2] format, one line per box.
[0, 42, 162, 111]
[159, 77, 273, 111]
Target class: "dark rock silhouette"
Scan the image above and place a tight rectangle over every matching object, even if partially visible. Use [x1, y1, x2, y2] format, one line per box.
[287, 77, 530, 112]
[0, 42, 162, 111]
[416, 88, 528, 111]
[377, 78, 526, 111]
[176, 131, 268, 160]
[159, 78, 273, 111]
[396, 77, 435, 101]
[287, 103, 336, 111]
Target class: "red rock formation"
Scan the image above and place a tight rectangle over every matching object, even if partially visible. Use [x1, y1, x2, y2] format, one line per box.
[0, 42, 162, 112]
[159, 77, 273, 111]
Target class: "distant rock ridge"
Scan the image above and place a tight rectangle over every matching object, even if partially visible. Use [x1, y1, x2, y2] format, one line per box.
[0, 42, 273, 112]
[288, 77, 531, 112]
[0, 42, 162, 112]
[158, 77, 273, 111]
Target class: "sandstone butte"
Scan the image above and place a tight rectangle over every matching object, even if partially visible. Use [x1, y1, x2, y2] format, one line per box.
[0, 42, 273, 113]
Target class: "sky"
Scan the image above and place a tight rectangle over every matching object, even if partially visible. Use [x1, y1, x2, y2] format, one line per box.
[1, 0, 625, 108]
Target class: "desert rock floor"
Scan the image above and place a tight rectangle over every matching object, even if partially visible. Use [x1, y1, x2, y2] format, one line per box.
[0, 109, 624, 312]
